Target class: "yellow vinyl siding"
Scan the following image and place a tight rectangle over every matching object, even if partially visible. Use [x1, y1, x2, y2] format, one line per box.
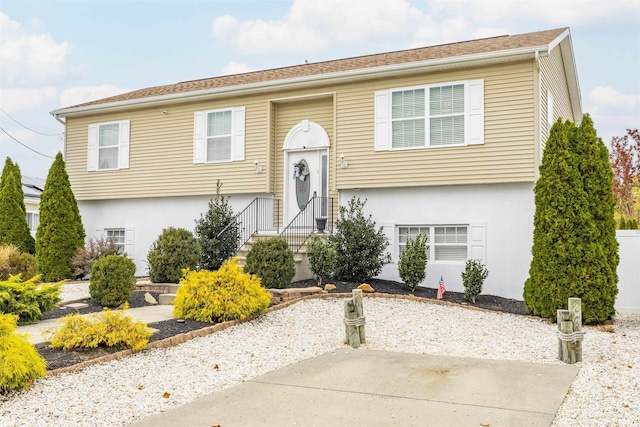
[64, 60, 538, 200]
[539, 46, 575, 157]
[334, 61, 536, 189]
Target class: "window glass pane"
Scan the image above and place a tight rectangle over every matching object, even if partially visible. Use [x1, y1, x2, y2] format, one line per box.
[106, 229, 125, 253]
[207, 111, 232, 136]
[99, 124, 119, 147]
[430, 85, 464, 116]
[98, 147, 118, 169]
[435, 245, 467, 261]
[430, 116, 464, 146]
[392, 89, 424, 119]
[392, 119, 425, 148]
[26, 212, 39, 231]
[207, 136, 232, 162]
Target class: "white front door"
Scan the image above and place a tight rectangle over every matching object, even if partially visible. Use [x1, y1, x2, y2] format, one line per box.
[286, 150, 326, 223]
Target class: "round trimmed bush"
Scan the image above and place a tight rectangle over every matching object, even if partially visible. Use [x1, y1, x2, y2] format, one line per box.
[89, 254, 136, 307]
[147, 227, 200, 283]
[244, 237, 295, 289]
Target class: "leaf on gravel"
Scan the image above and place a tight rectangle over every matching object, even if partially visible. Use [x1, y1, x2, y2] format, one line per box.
[214, 364, 219, 370]
[137, 385, 144, 390]
[163, 392, 170, 398]
[627, 365, 632, 369]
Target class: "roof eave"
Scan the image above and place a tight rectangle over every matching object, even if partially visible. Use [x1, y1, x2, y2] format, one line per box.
[51, 45, 552, 118]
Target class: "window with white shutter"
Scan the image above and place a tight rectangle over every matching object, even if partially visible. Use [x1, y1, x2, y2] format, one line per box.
[193, 107, 245, 163]
[374, 80, 484, 151]
[396, 223, 485, 263]
[87, 120, 130, 171]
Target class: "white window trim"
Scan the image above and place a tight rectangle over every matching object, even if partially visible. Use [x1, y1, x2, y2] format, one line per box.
[375, 79, 484, 151]
[96, 227, 134, 257]
[26, 211, 39, 235]
[87, 120, 130, 171]
[396, 223, 486, 264]
[193, 106, 245, 164]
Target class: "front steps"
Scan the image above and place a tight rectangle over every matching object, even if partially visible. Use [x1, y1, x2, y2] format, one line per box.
[156, 232, 317, 305]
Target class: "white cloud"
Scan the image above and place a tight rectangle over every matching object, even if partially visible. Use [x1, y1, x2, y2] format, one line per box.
[589, 86, 638, 108]
[0, 13, 71, 84]
[212, 0, 426, 54]
[430, 0, 640, 26]
[0, 87, 59, 113]
[59, 85, 131, 108]
[221, 62, 255, 76]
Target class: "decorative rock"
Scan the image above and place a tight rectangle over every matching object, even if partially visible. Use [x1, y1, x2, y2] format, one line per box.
[144, 292, 158, 305]
[324, 284, 336, 291]
[64, 302, 89, 310]
[176, 319, 185, 323]
[357, 283, 375, 293]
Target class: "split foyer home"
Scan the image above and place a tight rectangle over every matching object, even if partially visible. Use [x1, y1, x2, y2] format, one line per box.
[51, 27, 581, 300]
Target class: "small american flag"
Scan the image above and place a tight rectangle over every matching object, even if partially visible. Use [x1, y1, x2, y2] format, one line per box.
[437, 274, 446, 300]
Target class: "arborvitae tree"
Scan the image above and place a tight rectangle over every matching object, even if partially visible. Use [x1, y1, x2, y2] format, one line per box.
[573, 114, 618, 320]
[0, 158, 35, 253]
[194, 181, 239, 271]
[524, 118, 617, 324]
[36, 153, 86, 281]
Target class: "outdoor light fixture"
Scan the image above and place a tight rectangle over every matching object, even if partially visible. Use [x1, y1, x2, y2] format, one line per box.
[339, 153, 348, 168]
[254, 159, 263, 173]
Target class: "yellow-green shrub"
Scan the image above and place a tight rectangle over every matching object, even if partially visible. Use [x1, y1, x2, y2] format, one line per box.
[0, 245, 39, 281]
[48, 305, 153, 352]
[0, 275, 62, 325]
[173, 257, 271, 323]
[0, 313, 46, 393]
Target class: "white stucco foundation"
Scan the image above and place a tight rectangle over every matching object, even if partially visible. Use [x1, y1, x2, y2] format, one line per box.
[79, 193, 266, 277]
[340, 183, 536, 300]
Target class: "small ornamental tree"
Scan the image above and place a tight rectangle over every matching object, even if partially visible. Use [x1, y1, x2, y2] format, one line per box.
[194, 181, 239, 271]
[36, 153, 85, 281]
[398, 234, 427, 292]
[609, 128, 639, 221]
[0, 158, 35, 254]
[307, 235, 337, 286]
[330, 197, 390, 283]
[461, 260, 489, 303]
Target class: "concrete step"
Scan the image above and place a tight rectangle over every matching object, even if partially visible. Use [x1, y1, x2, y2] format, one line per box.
[159, 293, 176, 305]
[169, 284, 180, 293]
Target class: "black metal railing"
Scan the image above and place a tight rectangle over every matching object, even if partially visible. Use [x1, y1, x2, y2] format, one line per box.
[279, 196, 334, 253]
[216, 197, 280, 254]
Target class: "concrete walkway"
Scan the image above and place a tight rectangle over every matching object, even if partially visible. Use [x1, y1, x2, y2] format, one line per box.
[131, 349, 579, 427]
[17, 305, 175, 347]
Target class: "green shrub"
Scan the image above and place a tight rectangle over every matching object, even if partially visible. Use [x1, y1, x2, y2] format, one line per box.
[461, 260, 489, 303]
[398, 234, 428, 292]
[0, 159, 35, 254]
[173, 257, 271, 322]
[36, 153, 85, 281]
[244, 237, 295, 289]
[0, 245, 39, 281]
[0, 275, 61, 325]
[48, 306, 153, 352]
[0, 313, 46, 393]
[194, 181, 239, 271]
[330, 197, 390, 282]
[307, 235, 337, 286]
[147, 227, 200, 283]
[89, 255, 136, 307]
[72, 236, 124, 279]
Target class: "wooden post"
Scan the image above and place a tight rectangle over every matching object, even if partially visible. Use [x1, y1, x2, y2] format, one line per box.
[352, 289, 366, 344]
[568, 297, 582, 362]
[556, 309, 564, 360]
[344, 300, 360, 348]
[558, 310, 576, 364]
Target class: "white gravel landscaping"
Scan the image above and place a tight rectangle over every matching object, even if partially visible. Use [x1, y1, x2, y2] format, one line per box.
[1, 297, 638, 426]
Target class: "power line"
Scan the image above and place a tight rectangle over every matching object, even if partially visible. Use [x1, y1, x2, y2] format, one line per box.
[0, 107, 63, 136]
[0, 126, 56, 159]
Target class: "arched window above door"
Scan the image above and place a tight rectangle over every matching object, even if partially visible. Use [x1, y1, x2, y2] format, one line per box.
[283, 120, 330, 151]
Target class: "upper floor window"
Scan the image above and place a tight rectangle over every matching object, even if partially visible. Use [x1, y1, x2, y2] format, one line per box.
[193, 107, 245, 164]
[375, 80, 484, 151]
[87, 120, 130, 171]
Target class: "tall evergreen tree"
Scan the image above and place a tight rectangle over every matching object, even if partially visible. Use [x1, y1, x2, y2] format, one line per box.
[525, 118, 618, 323]
[573, 114, 619, 320]
[36, 153, 85, 281]
[0, 158, 35, 253]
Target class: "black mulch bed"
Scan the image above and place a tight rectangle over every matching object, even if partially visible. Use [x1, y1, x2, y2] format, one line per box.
[38, 280, 526, 371]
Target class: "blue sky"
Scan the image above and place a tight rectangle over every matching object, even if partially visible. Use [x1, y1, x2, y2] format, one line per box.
[1, 0, 638, 178]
